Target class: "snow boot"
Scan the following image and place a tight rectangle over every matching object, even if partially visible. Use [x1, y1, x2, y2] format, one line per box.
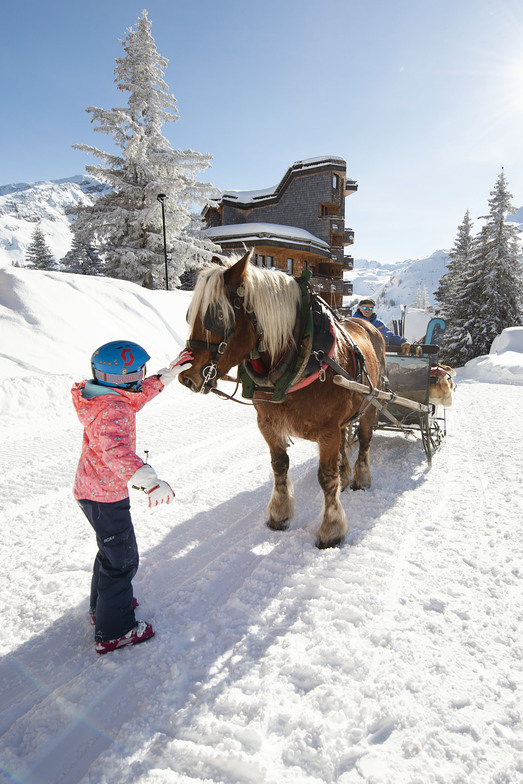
[95, 620, 154, 654]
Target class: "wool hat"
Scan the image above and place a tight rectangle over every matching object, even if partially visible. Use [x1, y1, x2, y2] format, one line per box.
[359, 297, 375, 306]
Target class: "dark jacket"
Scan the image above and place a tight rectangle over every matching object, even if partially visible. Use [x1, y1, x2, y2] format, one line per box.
[353, 308, 407, 347]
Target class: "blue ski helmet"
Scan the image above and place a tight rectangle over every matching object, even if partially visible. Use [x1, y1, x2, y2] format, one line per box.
[91, 340, 150, 390]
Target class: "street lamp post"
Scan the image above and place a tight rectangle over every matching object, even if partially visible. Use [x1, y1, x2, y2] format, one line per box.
[157, 193, 169, 291]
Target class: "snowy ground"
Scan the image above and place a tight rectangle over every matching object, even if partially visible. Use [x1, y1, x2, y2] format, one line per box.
[1, 267, 523, 784]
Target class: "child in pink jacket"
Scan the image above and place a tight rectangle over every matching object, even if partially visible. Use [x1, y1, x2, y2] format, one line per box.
[72, 339, 192, 654]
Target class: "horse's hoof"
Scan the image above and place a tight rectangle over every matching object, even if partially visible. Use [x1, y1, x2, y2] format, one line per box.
[315, 535, 344, 549]
[267, 517, 289, 531]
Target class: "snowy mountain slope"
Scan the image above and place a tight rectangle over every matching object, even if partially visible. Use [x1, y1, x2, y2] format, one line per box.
[0, 176, 107, 267]
[345, 258, 405, 303]
[0, 267, 523, 783]
[347, 250, 451, 324]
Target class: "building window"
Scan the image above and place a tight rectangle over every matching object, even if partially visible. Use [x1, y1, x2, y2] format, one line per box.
[332, 173, 339, 189]
[257, 254, 265, 267]
[287, 258, 293, 274]
[266, 256, 273, 269]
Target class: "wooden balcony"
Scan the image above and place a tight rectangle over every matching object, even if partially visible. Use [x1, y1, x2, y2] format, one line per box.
[311, 276, 352, 296]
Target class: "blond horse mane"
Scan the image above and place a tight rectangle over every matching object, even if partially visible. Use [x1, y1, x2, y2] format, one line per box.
[187, 259, 301, 361]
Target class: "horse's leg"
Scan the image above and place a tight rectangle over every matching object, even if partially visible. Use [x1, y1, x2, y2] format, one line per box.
[266, 440, 295, 530]
[316, 429, 347, 549]
[256, 412, 294, 530]
[352, 408, 376, 490]
[338, 426, 351, 492]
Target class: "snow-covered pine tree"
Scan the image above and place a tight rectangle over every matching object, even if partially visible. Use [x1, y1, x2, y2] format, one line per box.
[436, 210, 476, 366]
[412, 285, 421, 308]
[61, 234, 104, 276]
[461, 170, 522, 358]
[422, 285, 430, 310]
[25, 227, 56, 270]
[72, 10, 219, 288]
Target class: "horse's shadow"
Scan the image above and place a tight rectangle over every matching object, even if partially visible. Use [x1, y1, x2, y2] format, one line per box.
[0, 431, 430, 783]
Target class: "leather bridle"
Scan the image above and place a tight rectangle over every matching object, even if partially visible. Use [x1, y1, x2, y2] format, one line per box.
[186, 283, 253, 392]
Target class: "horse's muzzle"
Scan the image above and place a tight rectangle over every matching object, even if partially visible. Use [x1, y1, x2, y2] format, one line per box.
[180, 370, 213, 394]
[180, 373, 203, 393]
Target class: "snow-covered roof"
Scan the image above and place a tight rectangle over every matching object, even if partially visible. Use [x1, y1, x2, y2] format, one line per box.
[221, 156, 346, 205]
[204, 222, 329, 251]
[221, 185, 278, 203]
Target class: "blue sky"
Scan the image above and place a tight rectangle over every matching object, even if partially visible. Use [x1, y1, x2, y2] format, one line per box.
[2, 0, 523, 263]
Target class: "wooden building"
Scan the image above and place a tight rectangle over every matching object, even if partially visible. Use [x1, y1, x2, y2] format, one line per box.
[203, 156, 357, 311]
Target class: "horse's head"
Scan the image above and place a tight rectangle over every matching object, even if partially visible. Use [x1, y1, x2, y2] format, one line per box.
[180, 251, 258, 394]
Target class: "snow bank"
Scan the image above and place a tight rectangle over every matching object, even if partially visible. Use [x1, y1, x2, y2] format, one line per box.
[457, 326, 523, 385]
[490, 326, 523, 355]
[0, 266, 191, 427]
[0, 266, 191, 380]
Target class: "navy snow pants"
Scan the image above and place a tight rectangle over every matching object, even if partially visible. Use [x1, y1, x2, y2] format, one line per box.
[78, 497, 139, 642]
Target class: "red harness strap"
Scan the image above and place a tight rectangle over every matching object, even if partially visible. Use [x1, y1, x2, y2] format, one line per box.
[431, 365, 448, 380]
[288, 317, 338, 394]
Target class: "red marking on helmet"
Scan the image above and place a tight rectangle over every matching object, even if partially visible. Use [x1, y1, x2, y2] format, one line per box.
[121, 349, 135, 367]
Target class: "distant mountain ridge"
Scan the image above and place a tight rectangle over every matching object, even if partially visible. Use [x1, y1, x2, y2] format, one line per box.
[347, 250, 451, 325]
[1, 176, 520, 329]
[0, 176, 108, 267]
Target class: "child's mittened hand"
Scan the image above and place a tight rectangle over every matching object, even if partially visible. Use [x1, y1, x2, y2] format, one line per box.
[170, 348, 194, 369]
[158, 349, 194, 386]
[130, 464, 175, 507]
[146, 480, 175, 507]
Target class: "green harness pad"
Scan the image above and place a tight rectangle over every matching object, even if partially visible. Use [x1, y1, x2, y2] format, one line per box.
[239, 272, 335, 403]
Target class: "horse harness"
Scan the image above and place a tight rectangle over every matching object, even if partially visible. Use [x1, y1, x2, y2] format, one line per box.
[185, 282, 248, 391]
[186, 270, 369, 404]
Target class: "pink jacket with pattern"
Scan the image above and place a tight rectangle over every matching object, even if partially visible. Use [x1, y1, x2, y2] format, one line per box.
[72, 376, 164, 502]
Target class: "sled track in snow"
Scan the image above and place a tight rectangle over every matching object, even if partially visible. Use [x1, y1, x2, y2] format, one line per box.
[3, 383, 523, 783]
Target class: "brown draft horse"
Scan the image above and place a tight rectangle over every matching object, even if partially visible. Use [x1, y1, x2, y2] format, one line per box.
[180, 252, 386, 549]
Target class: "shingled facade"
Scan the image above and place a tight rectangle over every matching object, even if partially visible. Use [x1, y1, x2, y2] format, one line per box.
[203, 156, 357, 311]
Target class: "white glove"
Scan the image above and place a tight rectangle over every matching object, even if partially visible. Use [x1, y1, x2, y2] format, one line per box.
[157, 349, 193, 386]
[146, 480, 175, 506]
[130, 464, 175, 507]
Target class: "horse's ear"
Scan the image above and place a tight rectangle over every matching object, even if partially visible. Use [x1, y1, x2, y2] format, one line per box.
[211, 255, 227, 267]
[223, 250, 253, 286]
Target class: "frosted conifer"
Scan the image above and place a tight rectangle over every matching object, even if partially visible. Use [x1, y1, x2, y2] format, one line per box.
[25, 227, 56, 271]
[412, 286, 421, 309]
[436, 210, 477, 365]
[462, 171, 522, 358]
[73, 10, 219, 288]
[422, 286, 430, 310]
[438, 174, 523, 365]
[62, 235, 104, 276]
